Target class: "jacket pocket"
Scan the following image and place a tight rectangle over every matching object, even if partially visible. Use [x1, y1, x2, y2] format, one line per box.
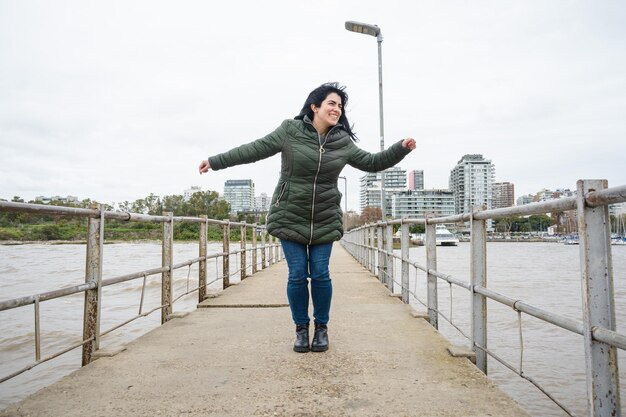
[274, 182, 288, 207]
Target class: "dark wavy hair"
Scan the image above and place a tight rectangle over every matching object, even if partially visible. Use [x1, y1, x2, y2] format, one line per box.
[295, 82, 358, 141]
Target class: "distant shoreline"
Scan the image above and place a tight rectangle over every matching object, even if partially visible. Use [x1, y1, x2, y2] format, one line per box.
[0, 239, 226, 246]
[1, 238, 565, 246]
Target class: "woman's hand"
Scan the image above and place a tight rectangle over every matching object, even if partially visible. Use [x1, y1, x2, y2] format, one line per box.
[198, 159, 211, 174]
[402, 138, 416, 150]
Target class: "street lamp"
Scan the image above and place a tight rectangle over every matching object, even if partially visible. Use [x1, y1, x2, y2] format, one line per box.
[345, 20, 386, 219]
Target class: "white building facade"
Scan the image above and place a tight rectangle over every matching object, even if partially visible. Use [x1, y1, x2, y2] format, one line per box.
[449, 154, 495, 214]
[255, 192, 270, 212]
[391, 189, 455, 219]
[359, 167, 407, 214]
[183, 186, 202, 201]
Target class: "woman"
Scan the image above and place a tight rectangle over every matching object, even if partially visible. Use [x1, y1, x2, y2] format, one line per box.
[199, 82, 416, 353]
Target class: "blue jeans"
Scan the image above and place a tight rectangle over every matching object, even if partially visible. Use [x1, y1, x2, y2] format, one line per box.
[280, 240, 333, 326]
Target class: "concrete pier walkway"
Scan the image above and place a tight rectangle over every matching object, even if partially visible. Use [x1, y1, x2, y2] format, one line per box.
[1, 244, 530, 417]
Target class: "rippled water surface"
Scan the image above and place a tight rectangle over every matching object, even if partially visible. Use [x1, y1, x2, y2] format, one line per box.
[396, 242, 626, 417]
[1, 241, 625, 416]
[0, 241, 243, 408]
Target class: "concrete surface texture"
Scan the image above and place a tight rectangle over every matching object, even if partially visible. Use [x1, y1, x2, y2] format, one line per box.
[1, 243, 531, 417]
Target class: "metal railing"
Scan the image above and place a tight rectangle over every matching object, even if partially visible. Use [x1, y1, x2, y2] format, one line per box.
[341, 180, 626, 417]
[0, 201, 283, 383]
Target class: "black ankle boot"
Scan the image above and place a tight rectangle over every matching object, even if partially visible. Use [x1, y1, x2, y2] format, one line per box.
[311, 323, 328, 352]
[293, 324, 310, 353]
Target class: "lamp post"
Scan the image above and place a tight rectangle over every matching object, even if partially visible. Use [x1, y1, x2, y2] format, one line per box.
[345, 20, 386, 219]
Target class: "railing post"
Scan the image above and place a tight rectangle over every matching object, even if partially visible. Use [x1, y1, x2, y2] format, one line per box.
[358, 228, 363, 266]
[362, 228, 366, 267]
[377, 224, 384, 282]
[240, 221, 247, 280]
[364, 228, 369, 269]
[161, 212, 173, 324]
[470, 209, 488, 374]
[356, 229, 361, 264]
[370, 226, 376, 275]
[252, 223, 258, 274]
[82, 204, 104, 366]
[385, 223, 393, 292]
[363, 228, 367, 267]
[401, 221, 410, 303]
[223, 221, 230, 289]
[268, 234, 274, 264]
[261, 229, 267, 269]
[425, 218, 438, 329]
[577, 179, 621, 416]
[198, 216, 207, 303]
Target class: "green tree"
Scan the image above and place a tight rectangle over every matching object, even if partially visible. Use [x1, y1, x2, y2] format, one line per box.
[495, 217, 516, 233]
[131, 198, 147, 214]
[117, 200, 132, 212]
[143, 193, 162, 215]
[162, 195, 186, 215]
[186, 191, 218, 216]
[510, 214, 553, 233]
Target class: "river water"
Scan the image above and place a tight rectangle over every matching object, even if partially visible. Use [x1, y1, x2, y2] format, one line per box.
[0, 241, 625, 416]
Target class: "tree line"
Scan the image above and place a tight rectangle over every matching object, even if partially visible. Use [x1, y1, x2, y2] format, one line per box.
[346, 206, 559, 234]
[0, 191, 245, 242]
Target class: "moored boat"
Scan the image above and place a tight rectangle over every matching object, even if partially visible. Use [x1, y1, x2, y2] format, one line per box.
[436, 224, 459, 246]
[562, 235, 579, 245]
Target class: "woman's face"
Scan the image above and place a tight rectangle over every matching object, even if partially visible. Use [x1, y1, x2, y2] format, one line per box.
[311, 92, 343, 132]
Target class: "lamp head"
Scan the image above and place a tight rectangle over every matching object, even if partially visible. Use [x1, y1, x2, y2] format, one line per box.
[345, 21, 380, 37]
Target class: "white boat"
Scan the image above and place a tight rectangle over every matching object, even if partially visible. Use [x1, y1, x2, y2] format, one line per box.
[436, 224, 459, 246]
[562, 235, 579, 245]
[611, 208, 625, 246]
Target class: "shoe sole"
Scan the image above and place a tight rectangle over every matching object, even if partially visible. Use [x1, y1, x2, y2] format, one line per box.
[293, 346, 310, 353]
[310, 345, 328, 352]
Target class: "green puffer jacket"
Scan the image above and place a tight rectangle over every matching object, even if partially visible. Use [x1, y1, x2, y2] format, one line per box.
[208, 117, 412, 245]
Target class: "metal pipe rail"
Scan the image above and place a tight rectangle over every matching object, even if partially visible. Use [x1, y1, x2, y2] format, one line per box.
[0, 200, 254, 227]
[0, 201, 283, 385]
[343, 238, 581, 416]
[342, 180, 625, 417]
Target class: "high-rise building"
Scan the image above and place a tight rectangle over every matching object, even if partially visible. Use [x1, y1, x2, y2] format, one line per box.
[534, 189, 555, 202]
[516, 194, 534, 206]
[255, 192, 270, 212]
[493, 182, 515, 209]
[360, 167, 407, 214]
[183, 186, 202, 202]
[391, 189, 455, 219]
[408, 170, 424, 190]
[224, 179, 255, 215]
[449, 154, 495, 215]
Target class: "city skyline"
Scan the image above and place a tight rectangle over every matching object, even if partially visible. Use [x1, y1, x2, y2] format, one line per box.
[2, 167, 598, 215]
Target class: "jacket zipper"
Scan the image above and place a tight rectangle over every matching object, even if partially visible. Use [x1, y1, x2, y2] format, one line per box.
[306, 121, 339, 244]
[274, 182, 288, 207]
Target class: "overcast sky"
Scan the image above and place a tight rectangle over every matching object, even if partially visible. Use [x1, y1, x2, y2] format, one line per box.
[1, 1, 625, 212]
